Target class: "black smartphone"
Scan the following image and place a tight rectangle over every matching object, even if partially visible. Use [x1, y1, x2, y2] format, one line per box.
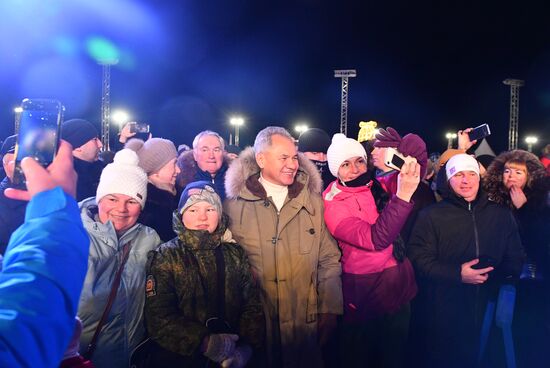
[383, 147, 417, 171]
[468, 124, 491, 142]
[12, 99, 64, 186]
[472, 255, 496, 270]
[129, 122, 150, 134]
[390, 154, 405, 170]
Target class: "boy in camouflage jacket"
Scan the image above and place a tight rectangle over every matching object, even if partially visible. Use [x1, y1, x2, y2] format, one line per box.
[144, 181, 264, 367]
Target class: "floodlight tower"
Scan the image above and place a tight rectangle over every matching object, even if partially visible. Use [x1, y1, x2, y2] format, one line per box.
[99, 60, 119, 151]
[503, 78, 524, 150]
[334, 69, 357, 136]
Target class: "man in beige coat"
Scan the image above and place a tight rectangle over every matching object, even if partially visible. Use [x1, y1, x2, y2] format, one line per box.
[224, 126, 342, 367]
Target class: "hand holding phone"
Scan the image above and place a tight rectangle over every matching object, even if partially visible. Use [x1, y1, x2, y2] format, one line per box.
[471, 255, 496, 270]
[395, 160, 421, 202]
[5, 140, 77, 201]
[13, 99, 64, 187]
[129, 122, 150, 134]
[384, 147, 417, 171]
[468, 124, 491, 142]
[461, 258, 494, 284]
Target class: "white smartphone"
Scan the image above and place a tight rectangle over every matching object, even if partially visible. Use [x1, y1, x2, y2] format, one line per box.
[383, 147, 417, 171]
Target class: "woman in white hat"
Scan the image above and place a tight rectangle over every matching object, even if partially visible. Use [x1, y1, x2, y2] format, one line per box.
[323, 133, 420, 367]
[77, 149, 162, 368]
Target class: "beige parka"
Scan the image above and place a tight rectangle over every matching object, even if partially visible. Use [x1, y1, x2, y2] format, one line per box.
[224, 147, 343, 367]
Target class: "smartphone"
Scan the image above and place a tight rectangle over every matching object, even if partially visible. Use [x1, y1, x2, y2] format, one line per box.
[12, 98, 64, 186]
[472, 255, 496, 270]
[468, 123, 491, 142]
[129, 122, 150, 134]
[384, 147, 417, 171]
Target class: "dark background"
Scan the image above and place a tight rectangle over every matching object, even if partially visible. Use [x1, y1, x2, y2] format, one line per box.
[0, 0, 549, 155]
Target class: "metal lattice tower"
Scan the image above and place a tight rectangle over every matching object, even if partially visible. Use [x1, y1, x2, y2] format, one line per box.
[503, 78, 524, 150]
[99, 60, 118, 152]
[334, 69, 357, 136]
[100, 63, 112, 152]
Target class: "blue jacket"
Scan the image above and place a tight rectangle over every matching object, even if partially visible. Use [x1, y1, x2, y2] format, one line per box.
[0, 187, 90, 367]
[77, 197, 161, 368]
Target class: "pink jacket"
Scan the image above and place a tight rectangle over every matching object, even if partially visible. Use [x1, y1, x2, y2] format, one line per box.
[323, 180, 413, 274]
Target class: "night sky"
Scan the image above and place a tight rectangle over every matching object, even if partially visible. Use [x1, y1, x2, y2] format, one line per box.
[1, 0, 549, 155]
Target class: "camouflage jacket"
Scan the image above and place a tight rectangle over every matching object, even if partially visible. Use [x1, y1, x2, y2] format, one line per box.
[144, 212, 264, 358]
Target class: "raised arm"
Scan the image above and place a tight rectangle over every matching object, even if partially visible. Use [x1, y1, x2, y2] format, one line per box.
[0, 140, 89, 367]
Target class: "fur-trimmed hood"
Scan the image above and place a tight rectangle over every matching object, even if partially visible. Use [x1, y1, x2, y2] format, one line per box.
[225, 146, 324, 200]
[482, 149, 549, 209]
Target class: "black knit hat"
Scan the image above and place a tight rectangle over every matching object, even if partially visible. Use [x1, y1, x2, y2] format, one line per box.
[298, 128, 331, 153]
[61, 119, 99, 149]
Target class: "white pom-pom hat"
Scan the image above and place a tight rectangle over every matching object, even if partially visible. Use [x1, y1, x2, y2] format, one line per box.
[327, 133, 367, 177]
[96, 149, 148, 208]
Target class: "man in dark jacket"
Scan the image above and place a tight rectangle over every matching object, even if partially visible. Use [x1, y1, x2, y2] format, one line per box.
[176, 130, 230, 200]
[0, 135, 27, 254]
[297, 128, 335, 190]
[408, 154, 524, 367]
[61, 119, 104, 201]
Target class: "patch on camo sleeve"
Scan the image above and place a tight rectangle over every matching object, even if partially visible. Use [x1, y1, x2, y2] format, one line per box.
[146, 275, 156, 297]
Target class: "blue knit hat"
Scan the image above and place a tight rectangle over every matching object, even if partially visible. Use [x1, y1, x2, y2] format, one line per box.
[178, 181, 222, 217]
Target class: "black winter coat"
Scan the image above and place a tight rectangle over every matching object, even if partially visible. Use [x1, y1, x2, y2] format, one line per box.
[407, 191, 524, 367]
[139, 183, 179, 242]
[0, 177, 26, 254]
[74, 157, 104, 202]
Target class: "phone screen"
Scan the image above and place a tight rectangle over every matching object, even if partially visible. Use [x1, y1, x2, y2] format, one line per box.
[13, 99, 63, 185]
[129, 123, 150, 134]
[391, 154, 405, 170]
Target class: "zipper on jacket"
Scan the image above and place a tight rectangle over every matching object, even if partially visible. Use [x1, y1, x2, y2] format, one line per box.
[469, 201, 482, 329]
[470, 202, 480, 259]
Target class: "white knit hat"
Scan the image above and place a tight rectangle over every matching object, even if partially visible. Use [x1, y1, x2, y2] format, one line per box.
[327, 133, 367, 177]
[96, 149, 148, 208]
[445, 153, 480, 180]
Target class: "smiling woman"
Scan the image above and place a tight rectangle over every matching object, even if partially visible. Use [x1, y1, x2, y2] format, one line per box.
[76, 149, 162, 368]
[323, 133, 420, 367]
[98, 193, 142, 233]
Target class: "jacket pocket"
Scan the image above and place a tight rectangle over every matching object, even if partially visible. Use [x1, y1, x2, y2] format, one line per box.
[306, 273, 318, 323]
[299, 217, 316, 254]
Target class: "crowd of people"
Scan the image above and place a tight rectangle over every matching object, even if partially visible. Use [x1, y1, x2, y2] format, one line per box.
[0, 118, 549, 368]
